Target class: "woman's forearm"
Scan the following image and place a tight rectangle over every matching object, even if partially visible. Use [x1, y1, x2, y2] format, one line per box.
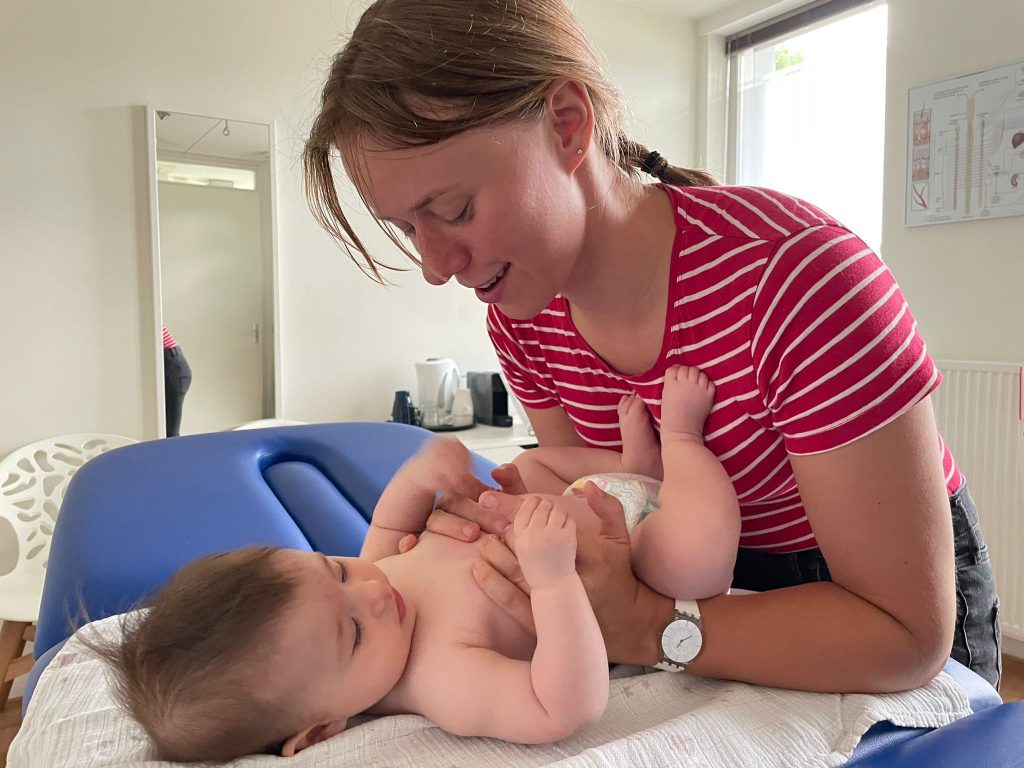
[616, 582, 948, 693]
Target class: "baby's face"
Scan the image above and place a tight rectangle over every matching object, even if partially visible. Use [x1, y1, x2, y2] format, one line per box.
[272, 550, 414, 724]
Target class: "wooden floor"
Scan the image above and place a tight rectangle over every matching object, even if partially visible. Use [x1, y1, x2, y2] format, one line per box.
[1, 658, 1022, 765]
[0, 698, 22, 768]
[1002, 654, 1024, 703]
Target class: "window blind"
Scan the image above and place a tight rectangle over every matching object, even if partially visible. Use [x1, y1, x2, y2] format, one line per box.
[726, 0, 880, 55]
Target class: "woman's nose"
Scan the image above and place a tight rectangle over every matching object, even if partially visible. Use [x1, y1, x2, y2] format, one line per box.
[415, 227, 470, 285]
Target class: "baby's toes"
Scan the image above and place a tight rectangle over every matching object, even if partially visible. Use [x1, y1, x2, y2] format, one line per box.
[622, 394, 645, 422]
[617, 393, 637, 421]
[617, 394, 632, 418]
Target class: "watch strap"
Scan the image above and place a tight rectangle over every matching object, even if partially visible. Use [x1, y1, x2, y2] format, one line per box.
[675, 599, 701, 622]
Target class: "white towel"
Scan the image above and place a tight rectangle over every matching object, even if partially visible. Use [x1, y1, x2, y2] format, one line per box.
[9, 616, 972, 768]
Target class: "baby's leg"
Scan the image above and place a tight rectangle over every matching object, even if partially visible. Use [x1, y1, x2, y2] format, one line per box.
[629, 366, 740, 599]
[618, 394, 662, 479]
[513, 446, 632, 495]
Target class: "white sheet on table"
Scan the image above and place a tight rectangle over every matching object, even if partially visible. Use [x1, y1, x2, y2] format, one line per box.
[9, 614, 972, 768]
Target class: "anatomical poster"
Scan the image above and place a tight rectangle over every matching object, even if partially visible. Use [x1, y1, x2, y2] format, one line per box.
[906, 58, 1024, 226]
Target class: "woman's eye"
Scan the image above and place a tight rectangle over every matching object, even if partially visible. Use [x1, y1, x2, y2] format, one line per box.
[449, 201, 472, 224]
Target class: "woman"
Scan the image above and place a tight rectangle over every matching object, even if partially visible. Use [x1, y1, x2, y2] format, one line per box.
[303, 0, 1000, 691]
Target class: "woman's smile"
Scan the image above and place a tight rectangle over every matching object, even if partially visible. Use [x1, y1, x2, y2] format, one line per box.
[475, 263, 510, 302]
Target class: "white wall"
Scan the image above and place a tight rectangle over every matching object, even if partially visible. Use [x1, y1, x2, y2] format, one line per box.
[0, 0, 697, 458]
[881, 0, 1024, 362]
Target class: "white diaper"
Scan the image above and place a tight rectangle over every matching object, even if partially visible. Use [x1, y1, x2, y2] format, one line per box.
[564, 472, 662, 530]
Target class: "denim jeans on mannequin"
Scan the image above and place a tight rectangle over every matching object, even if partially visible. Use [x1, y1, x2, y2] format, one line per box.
[163, 345, 193, 438]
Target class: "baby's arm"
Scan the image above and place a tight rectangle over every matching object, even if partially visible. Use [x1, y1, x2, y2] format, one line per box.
[414, 497, 608, 742]
[362, 438, 485, 562]
[513, 446, 626, 494]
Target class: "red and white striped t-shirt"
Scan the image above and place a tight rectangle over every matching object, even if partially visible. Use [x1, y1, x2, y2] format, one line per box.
[162, 325, 178, 350]
[488, 184, 962, 554]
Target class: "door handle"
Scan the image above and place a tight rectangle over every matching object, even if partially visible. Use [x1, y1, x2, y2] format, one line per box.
[250, 322, 260, 344]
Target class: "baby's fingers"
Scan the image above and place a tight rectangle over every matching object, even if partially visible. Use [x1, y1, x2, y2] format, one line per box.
[513, 495, 541, 534]
[547, 504, 569, 529]
[527, 498, 554, 529]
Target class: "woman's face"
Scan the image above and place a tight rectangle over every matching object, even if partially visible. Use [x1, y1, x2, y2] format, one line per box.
[351, 119, 587, 319]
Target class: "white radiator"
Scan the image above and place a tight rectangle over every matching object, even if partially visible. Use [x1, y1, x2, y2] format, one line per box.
[932, 360, 1024, 648]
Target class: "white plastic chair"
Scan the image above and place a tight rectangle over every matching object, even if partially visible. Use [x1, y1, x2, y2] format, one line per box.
[231, 418, 307, 430]
[0, 434, 136, 707]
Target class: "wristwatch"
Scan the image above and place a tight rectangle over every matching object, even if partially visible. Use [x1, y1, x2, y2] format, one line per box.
[654, 599, 703, 671]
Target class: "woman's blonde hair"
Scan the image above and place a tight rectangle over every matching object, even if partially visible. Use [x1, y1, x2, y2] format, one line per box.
[303, 0, 715, 282]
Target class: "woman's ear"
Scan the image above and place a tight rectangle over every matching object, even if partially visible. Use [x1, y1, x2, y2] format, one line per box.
[280, 719, 348, 756]
[545, 79, 595, 169]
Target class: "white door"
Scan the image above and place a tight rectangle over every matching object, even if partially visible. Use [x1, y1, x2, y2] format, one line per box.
[158, 181, 265, 434]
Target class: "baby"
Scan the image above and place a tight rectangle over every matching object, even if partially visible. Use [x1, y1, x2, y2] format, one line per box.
[89, 365, 736, 762]
[88, 438, 608, 762]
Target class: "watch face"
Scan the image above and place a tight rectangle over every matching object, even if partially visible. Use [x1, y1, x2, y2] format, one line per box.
[662, 618, 702, 664]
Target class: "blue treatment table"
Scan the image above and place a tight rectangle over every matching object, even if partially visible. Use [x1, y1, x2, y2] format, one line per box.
[24, 423, 1022, 765]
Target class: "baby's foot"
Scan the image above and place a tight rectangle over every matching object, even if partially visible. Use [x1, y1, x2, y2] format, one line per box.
[660, 366, 715, 444]
[618, 393, 662, 479]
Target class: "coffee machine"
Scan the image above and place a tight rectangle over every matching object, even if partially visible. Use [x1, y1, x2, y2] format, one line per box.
[466, 371, 514, 427]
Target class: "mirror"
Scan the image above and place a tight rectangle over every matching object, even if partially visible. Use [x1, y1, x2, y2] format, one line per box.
[146, 108, 279, 436]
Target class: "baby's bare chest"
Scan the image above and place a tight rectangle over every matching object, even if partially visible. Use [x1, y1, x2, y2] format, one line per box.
[372, 537, 535, 715]
[385, 535, 532, 651]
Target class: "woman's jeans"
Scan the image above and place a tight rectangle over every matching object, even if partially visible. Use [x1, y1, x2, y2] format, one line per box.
[163, 345, 193, 438]
[731, 482, 1002, 689]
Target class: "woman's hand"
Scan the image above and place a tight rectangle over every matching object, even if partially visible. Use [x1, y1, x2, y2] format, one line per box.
[397, 463, 529, 550]
[472, 482, 673, 665]
[372, 437, 494, 540]
[429, 463, 530, 541]
[404, 438, 487, 498]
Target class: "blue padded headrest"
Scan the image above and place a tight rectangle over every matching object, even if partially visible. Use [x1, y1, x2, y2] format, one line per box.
[37, 422, 496, 658]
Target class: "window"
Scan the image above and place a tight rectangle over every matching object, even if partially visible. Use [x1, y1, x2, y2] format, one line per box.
[729, 2, 888, 251]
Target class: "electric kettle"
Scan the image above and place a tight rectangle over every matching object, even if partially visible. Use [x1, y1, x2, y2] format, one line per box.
[415, 358, 472, 430]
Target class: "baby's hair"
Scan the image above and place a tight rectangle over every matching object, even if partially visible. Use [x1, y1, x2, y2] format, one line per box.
[80, 546, 307, 763]
[303, 0, 716, 283]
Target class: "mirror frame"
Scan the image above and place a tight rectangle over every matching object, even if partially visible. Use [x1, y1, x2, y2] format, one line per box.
[144, 105, 282, 438]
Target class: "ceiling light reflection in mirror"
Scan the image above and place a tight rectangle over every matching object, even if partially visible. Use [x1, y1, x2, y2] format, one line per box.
[156, 161, 256, 190]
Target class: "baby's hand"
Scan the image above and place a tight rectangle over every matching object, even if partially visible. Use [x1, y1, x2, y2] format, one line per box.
[514, 496, 577, 590]
[406, 438, 483, 497]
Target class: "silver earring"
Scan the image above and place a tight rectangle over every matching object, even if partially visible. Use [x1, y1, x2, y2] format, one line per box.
[577, 149, 583, 155]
